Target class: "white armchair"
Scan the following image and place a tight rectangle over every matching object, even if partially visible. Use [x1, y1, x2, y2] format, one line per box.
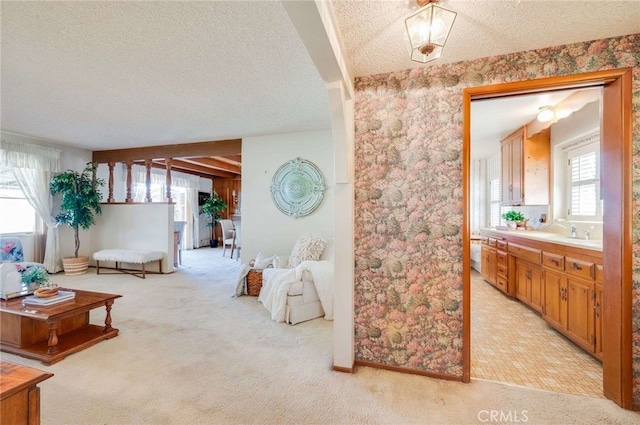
[259, 235, 334, 325]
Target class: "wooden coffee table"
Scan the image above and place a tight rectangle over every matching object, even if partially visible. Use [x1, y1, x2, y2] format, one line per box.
[0, 289, 122, 365]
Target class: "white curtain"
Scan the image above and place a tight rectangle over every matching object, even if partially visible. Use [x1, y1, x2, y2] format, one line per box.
[0, 140, 62, 272]
[171, 173, 198, 250]
[131, 165, 200, 249]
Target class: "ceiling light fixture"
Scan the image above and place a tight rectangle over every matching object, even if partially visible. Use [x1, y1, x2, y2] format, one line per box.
[555, 107, 573, 119]
[537, 106, 555, 123]
[404, 0, 457, 63]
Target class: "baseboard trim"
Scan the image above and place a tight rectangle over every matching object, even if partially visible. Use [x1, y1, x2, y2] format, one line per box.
[332, 363, 355, 374]
[354, 360, 463, 382]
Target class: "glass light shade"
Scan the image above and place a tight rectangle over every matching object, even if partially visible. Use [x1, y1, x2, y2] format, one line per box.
[555, 107, 573, 119]
[404, 3, 457, 63]
[537, 106, 555, 123]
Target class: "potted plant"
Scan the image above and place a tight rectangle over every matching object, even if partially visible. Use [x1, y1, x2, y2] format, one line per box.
[19, 265, 50, 292]
[201, 191, 227, 247]
[50, 163, 105, 275]
[502, 210, 526, 230]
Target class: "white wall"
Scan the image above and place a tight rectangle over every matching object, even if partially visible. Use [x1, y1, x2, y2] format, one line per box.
[551, 100, 600, 145]
[241, 130, 334, 261]
[91, 203, 174, 272]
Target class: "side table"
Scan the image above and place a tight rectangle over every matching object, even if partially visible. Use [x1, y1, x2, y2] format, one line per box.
[0, 361, 53, 425]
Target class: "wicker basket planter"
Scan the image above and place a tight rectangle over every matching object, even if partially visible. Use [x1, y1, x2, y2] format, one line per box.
[246, 269, 264, 296]
[62, 255, 89, 275]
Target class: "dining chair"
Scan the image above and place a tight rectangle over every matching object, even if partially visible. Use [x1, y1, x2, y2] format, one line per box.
[219, 219, 235, 257]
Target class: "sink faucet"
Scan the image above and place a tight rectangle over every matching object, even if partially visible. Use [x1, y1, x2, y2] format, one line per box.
[584, 230, 590, 240]
[570, 225, 577, 239]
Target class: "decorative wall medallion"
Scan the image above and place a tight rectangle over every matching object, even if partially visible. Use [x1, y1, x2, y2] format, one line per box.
[270, 157, 326, 218]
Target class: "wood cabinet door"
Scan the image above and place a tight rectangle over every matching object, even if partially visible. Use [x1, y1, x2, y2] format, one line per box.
[481, 246, 497, 285]
[565, 276, 595, 352]
[500, 130, 524, 204]
[594, 282, 603, 359]
[510, 131, 524, 203]
[481, 246, 491, 283]
[528, 264, 543, 313]
[515, 259, 530, 304]
[488, 249, 497, 284]
[543, 268, 566, 330]
[501, 140, 512, 203]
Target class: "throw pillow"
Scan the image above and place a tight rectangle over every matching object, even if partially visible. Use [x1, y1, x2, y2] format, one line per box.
[254, 252, 276, 269]
[287, 234, 326, 268]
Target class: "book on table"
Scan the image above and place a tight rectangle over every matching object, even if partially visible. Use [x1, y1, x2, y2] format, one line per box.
[23, 290, 76, 306]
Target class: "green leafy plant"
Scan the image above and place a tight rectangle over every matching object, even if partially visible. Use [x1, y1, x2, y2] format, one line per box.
[502, 210, 525, 222]
[50, 163, 105, 258]
[201, 191, 227, 229]
[21, 267, 50, 288]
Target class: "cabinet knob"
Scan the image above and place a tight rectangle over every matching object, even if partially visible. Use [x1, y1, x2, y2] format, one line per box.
[572, 262, 582, 270]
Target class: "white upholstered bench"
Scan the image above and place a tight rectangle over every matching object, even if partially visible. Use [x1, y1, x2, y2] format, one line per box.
[94, 249, 164, 279]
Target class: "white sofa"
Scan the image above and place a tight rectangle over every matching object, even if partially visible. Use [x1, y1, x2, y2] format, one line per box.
[0, 237, 48, 299]
[260, 237, 333, 325]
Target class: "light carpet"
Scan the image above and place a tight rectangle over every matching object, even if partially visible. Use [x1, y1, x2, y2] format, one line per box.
[2, 247, 638, 425]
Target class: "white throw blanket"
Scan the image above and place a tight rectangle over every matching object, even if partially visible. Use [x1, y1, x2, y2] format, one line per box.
[232, 264, 252, 297]
[258, 260, 334, 322]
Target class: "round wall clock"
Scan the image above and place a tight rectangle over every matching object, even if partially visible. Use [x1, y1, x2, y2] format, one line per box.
[270, 157, 326, 218]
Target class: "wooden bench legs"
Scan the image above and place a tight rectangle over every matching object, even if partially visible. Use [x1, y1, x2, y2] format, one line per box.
[95, 259, 162, 279]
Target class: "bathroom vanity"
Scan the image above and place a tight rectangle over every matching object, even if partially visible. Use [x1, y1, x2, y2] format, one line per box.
[479, 228, 603, 360]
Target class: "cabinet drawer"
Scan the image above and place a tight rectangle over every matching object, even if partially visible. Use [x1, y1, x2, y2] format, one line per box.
[497, 240, 508, 251]
[481, 237, 489, 245]
[565, 257, 595, 280]
[497, 251, 508, 265]
[596, 264, 604, 283]
[497, 263, 508, 277]
[508, 243, 542, 264]
[496, 276, 508, 293]
[542, 252, 564, 271]
[488, 238, 497, 247]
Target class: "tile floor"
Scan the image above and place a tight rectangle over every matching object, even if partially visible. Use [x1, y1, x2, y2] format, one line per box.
[471, 270, 603, 398]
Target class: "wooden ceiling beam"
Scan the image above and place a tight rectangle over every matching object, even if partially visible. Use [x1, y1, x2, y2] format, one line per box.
[220, 154, 242, 163]
[132, 161, 215, 180]
[92, 139, 242, 163]
[183, 157, 241, 174]
[154, 159, 238, 179]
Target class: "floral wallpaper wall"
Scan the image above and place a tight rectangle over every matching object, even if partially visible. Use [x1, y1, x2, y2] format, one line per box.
[353, 34, 640, 403]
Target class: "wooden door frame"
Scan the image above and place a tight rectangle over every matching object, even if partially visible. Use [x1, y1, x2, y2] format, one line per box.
[461, 68, 634, 409]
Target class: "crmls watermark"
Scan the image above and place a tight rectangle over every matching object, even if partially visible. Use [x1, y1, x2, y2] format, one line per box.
[477, 410, 529, 423]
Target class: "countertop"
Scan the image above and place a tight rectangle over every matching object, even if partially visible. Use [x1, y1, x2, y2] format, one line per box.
[480, 228, 602, 252]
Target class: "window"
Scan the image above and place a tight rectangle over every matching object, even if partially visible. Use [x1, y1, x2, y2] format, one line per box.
[131, 183, 187, 222]
[0, 169, 36, 234]
[489, 177, 501, 227]
[486, 152, 502, 228]
[567, 142, 600, 220]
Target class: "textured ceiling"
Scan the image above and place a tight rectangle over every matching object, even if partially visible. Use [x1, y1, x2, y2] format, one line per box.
[332, 0, 640, 77]
[2, 1, 639, 152]
[1, 1, 330, 150]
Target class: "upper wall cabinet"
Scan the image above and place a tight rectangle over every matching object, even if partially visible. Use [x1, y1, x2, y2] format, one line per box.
[501, 126, 550, 206]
